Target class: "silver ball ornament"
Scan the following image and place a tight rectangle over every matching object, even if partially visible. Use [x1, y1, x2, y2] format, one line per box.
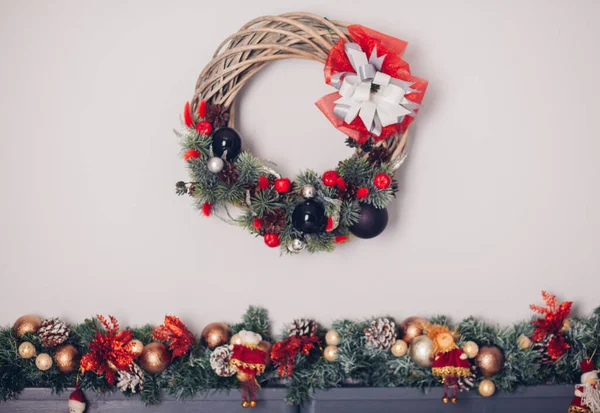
[207, 157, 225, 173]
[288, 238, 305, 253]
[301, 185, 317, 199]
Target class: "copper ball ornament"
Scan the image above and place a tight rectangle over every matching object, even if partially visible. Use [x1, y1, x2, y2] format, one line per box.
[478, 379, 496, 397]
[129, 339, 144, 356]
[408, 335, 434, 367]
[399, 317, 425, 344]
[323, 345, 339, 362]
[391, 339, 408, 357]
[475, 345, 505, 377]
[18, 342, 36, 359]
[13, 315, 42, 338]
[462, 341, 479, 359]
[35, 353, 53, 371]
[325, 330, 341, 346]
[54, 344, 80, 374]
[139, 342, 171, 374]
[517, 335, 532, 350]
[202, 322, 231, 350]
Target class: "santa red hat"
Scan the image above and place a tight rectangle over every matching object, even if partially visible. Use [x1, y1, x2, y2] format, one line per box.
[581, 359, 598, 384]
[68, 387, 86, 411]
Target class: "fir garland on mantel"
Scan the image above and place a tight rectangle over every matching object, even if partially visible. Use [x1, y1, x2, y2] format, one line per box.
[1, 296, 599, 407]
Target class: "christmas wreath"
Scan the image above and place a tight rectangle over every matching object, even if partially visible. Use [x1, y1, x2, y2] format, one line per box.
[175, 13, 428, 253]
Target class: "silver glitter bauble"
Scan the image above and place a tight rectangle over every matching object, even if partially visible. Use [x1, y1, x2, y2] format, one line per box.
[301, 185, 316, 199]
[207, 157, 224, 173]
[408, 335, 434, 367]
[289, 238, 305, 252]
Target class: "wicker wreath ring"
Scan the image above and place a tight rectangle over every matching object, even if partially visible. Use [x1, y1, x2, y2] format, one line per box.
[175, 12, 428, 253]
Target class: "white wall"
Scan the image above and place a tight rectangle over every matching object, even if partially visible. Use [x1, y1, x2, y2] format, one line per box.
[1, 0, 599, 333]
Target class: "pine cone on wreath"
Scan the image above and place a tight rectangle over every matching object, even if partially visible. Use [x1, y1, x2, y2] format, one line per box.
[260, 209, 287, 235]
[364, 318, 397, 350]
[218, 161, 239, 185]
[206, 104, 230, 129]
[117, 363, 145, 393]
[38, 318, 70, 347]
[340, 183, 359, 201]
[532, 334, 560, 365]
[288, 319, 317, 337]
[210, 344, 237, 377]
[458, 364, 477, 392]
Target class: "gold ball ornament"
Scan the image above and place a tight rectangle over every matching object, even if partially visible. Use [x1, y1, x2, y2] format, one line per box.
[201, 322, 230, 350]
[323, 345, 339, 362]
[325, 330, 341, 346]
[408, 335, 434, 367]
[230, 333, 243, 346]
[54, 344, 80, 374]
[249, 400, 257, 408]
[391, 340, 408, 357]
[462, 341, 479, 358]
[517, 335, 532, 350]
[129, 339, 144, 356]
[139, 342, 171, 374]
[478, 379, 496, 397]
[241, 401, 250, 408]
[35, 353, 53, 371]
[18, 342, 36, 359]
[562, 319, 571, 332]
[475, 345, 505, 377]
[399, 317, 426, 344]
[13, 315, 42, 338]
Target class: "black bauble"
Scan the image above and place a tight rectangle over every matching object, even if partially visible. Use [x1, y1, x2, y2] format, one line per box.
[292, 201, 326, 234]
[349, 204, 388, 239]
[211, 127, 242, 160]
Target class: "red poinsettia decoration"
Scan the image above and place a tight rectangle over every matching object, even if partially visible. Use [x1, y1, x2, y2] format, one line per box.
[271, 335, 321, 378]
[530, 291, 572, 359]
[316, 25, 428, 143]
[80, 315, 135, 384]
[152, 315, 195, 359]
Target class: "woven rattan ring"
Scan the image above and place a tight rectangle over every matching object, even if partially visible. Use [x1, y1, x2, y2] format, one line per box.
[175, 12, 428, 254]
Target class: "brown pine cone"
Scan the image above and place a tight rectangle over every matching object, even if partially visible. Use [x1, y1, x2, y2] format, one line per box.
[38, 318, 70, 347]
[260, 209, 287, 234]
[367, 146, 392, 166]
[288, 319, 317, 337]
[218, 162, 238, 185]
[340, 183, 359, 201]
[206, 105, 230, 129]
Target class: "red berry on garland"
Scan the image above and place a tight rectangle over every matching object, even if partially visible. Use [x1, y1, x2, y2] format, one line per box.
[374, 173, 391, 189]
[183, 149, 200, 161]
[198, 100, 207, 118]
[253, 218, 262, 230]
[274, 178, 292, 193]
[322, 170, 339, 187]
[326, 217, 334, 232]
[336, 177, 347, 191]
[195, 120, 212, 135]
[264, 233, 280, 248]
[335, 235, 349, 244]
[183, 101, 193, 128]
[258, 176, 270, 190]
[357, 187, 369, 199]
[201, 203, 212, 217]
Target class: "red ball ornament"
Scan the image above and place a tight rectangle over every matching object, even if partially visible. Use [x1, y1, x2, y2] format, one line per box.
[357, 187, 369, 199]
[374, 173, 391, 189]
[322, 171, 339, 187]
[195, 120, 212, 135]
[258, 176, 270, 190]
[274, 178, 292, 193]
[335, 177, 347, 191]
[253, 218, 262, 230]
[264, 233, 280, 248]
[183, 149, 200, 161]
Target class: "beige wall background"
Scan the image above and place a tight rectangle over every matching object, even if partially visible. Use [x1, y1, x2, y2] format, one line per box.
[1, 0, 599, 333]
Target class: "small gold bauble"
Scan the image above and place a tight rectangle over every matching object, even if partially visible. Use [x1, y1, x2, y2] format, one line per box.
[442, 395, 449, 403]
[230, 333, 243, 346]
[561, 319, 571, 332]
[517, 335, 532, 350]
[475, 345, 505, 377]
[129, 339, 144, 356]
[325, 330, 341, 346]
[139, 342, 171, 374]
[258, 340, 272, 367]
[249, 400, 257, 407]
[408, 335, 434, 367]
[462, 341, 479, 358]
[18, 342, 36, 359]
[54, 344, 80, 374]
[323, 345, 339, 362]
[478, 379, 496, 397]
[399, 317, 426, 345]
[241, 401, 250, 408]
[35, 353, 53, 371]
[201, 322, 230, 350]
[391, 339, 408, 357]
[13, 315, 42, 338]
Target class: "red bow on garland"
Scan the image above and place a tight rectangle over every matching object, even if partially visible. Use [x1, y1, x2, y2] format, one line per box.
[530, 291, 573, 359]
[80, 315, 135, 384]
[152, 315, 195, 359]
[271, 335, 321, 378]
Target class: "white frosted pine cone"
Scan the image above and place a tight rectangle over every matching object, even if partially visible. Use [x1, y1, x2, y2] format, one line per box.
[38, 318, 70, 347]
[117, 364, 144, 393]
[210, 344, 237, 377]
[364, 318, 397, 350]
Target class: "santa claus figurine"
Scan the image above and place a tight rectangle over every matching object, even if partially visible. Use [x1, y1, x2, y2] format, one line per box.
[230, 330, 267, 408]
[569, 359, 600, 413]
[68, 386, 86, 413]
[427, 324, 471, 404]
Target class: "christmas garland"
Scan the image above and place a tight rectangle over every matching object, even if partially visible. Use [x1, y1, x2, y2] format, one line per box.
[175, 13, 428, 253]
[1, 292, 600, 411]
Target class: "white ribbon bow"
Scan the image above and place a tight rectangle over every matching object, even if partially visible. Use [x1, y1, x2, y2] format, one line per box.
[331, 43, 419, 136]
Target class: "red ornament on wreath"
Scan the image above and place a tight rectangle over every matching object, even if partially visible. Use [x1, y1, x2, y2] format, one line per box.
[183, 149, 200, 161]
[357, 187, 369, 199]
[274, 178, 292, 193]
[322, 170, 339, 187]
[258, 176, 270, 190]
[152, 315, 195, 359]
[374, 173, 391, 189]
[195, 120, 212, 135]
[253, 218, 262, 230]
[264, 233, 280, 248]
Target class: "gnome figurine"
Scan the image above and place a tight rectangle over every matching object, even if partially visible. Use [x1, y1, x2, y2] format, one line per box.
[569, 359, 600, 413]
[230, 330, 267, 408]
[68, 386, 86, 413]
